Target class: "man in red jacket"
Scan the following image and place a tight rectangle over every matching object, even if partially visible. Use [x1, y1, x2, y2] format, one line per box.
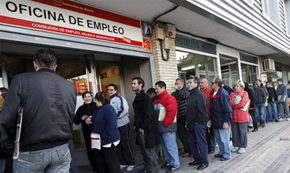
[154, 81, 180, 172]
[200, 78, 216, 154]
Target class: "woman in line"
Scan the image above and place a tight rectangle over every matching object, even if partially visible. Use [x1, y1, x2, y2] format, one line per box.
[74, 91, 98, 172]
[89, 92, 121, 173]
[230, 80, 249, 154]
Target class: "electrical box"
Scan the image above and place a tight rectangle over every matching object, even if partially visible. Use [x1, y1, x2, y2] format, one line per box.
[142, 22, 152, 36]
[165, 24, 176, 38]
[164, 37, 170, 49]
[156, 27, 164, 40]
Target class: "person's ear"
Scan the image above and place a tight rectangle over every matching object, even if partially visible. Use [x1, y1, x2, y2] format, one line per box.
[53, 65, 57, 72]
[33, 61, 39, 71]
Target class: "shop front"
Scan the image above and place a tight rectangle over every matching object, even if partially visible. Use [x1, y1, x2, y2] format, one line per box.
[0, 0, 153, 166]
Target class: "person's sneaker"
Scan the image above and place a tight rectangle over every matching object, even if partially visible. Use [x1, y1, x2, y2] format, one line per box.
[238, 148, 246, 154]
[161, 163, 170, 169]
[261, 124, 265, 127]
[120, 165, 127, 169]
[275, 119, 280, 122]
[280, 118, 283, 121]
[287, 118, 289, 121]
[166, 166, 179, 172]
[138, 168, 152, 173]
[231, 147, 239, 152]
[127, 165, 135, 171]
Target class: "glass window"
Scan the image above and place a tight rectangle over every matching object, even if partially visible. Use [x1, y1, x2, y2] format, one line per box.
[220, 55, 239, 87]
[241, 64, 258, 84]
[96, 63, 120, 94]
[176, 51, 218, 87]
[262, 0, 270, 17]
[267, 71, 283, 83]
[240, 53, 258, 64]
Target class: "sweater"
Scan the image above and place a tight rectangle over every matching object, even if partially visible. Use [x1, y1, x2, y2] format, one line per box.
[92, 104, 120, 145]
[110, 93, 130, 128]
[74, 102, 97, 131]
[186, 87, 208, 130]
[171, 87, 190, 120]
[154, 90, 177, 133]
[277, 84, 288, 100]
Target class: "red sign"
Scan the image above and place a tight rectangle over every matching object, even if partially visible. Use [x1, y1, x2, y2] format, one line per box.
[143, 38, 151, 51]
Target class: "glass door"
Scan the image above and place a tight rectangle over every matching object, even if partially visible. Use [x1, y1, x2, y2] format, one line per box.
[220, 55, 239, 87]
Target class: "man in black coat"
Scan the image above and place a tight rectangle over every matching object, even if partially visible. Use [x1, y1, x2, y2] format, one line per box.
[244, 82, 258, 132]
[1, 49, 76, 172]
[186, 76, 209, 170]
[132, 77, 158, 173]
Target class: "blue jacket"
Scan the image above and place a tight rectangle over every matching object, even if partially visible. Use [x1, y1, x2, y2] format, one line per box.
[277, 84, 288, 100]
[92, 104, 120, 145]
[210, 87, 232, 129]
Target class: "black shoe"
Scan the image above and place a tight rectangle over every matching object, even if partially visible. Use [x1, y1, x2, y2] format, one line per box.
[189, 160, 201, 166]
[275, 119, 279, 122]
[261, 124, 265, 127]
[161, 163, 170, 169]
[138, 168, 152, 173]
[252, 129, 258, 132]
[248, 126, 253, 129]
[208, 150, 215, 154]
[197, 164, 208, 170]
[166, 166, 178, 172]
[214, 154, 223, 158]
[220, 157, 230, 161]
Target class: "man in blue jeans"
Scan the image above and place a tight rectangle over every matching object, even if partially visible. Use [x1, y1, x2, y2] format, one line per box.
[154, 81, 180, 172]
[253, 82, 266, 127]
[1, 49, 76, 173]
[266, 82, 279, 122]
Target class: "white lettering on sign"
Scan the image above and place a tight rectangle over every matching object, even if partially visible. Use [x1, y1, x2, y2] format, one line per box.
[0, 0, 142, 47]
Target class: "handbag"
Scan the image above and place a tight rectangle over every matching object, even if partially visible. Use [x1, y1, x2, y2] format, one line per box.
[13, 106, 23, 159]
[91, 133, 101, 150]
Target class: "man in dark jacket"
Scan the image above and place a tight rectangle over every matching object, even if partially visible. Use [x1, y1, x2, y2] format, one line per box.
[266, 82, 279, 122]
[253, 82, 266, 127]
[210, 77, 232, 161]
[171, 78, 190, 157]
[186, 76, 209, 170]
[132, 77, 158, 173]
[1, 49, 76, 172]
[244, 82, 258, 132]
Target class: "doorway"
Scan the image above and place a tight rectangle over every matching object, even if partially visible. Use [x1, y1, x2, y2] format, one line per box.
[220, 55, 239, 88]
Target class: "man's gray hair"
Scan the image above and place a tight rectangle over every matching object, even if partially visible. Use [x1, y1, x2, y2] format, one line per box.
[176, 78, 184, 85]
[189, 75, 200, 87]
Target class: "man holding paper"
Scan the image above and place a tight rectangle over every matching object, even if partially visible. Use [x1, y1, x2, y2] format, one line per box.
[154, 81, 180, 172]
[229, 80, 249, 154]
[277, 79, 290, 121]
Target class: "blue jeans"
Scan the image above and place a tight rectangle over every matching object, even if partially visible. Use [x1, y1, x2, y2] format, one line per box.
[214, 127, 231, 159]
[159, 132, 180, 168]
[255, 103, 266, 125]
[13, 143, 71, 173]
[267, 102, 278, 121]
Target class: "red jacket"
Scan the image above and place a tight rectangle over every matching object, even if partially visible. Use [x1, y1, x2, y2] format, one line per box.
[230, 90, 249, 123]
[201, 87, 212, 119]
[154, 90, 177, 127]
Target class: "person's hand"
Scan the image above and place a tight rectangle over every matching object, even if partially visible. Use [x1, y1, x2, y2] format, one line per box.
[85, 117, 92, 125]
[133, 126, 135, 129]
[81, 115, 88, 121]
[139, 128, 144, 135]
[223, 122, 228, 130]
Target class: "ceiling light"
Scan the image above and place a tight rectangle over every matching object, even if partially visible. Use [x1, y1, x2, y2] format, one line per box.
[181, 64, 202, 71]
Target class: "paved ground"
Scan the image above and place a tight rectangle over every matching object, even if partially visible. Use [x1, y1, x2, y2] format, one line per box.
[79, 119, 290, 173]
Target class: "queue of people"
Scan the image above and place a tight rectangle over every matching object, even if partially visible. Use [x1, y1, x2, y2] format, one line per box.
[1, 49, 290, 173]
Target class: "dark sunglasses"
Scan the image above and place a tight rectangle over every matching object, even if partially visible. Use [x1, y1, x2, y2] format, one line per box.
[211, 82, 215, 85]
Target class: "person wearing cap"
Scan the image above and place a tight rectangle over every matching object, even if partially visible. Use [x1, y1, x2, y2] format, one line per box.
[253, 81, 266, 127]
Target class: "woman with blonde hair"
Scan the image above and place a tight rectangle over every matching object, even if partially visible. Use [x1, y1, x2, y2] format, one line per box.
[229, 80, 249, 154]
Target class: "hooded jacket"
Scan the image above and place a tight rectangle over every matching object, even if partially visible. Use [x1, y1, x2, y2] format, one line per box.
[230, 90, 249, 123]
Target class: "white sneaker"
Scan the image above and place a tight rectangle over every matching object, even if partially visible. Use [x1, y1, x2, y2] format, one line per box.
[279, 118, 283, 121]
[238, 148, 246, 154]
[126, 165, 135, 171]
[231, 147, 239, 152]
[287, 118, 289, 121]
[120, 165, 127, 169]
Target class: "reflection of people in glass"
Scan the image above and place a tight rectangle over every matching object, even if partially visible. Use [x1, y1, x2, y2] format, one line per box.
[74, 91, 98, 172]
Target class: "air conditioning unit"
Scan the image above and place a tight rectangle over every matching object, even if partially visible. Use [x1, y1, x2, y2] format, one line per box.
[263, 58, 275, 71]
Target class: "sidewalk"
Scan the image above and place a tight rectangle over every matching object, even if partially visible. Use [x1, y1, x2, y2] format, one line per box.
[79, 120, 290, 173]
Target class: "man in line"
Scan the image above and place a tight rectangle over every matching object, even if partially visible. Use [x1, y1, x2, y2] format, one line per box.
[187, 76, 209, 170]
[147, 88, 159, 103]
[244, 82, 258, 132]
[210, 77, 232, 161]
[107, 84, 136, 171]
[272, 81, 278, 90]
[253, 82, 266, 127]
[265, 82, 279, 122]
[171, 78, 190, 157]
[132, 77, 159, 173]
[277, 79, 290, 121]
[256, 80, 268, 125]
[200, 78, 216, 154]
[1, 49, 76, 172]
[154, 81, 180, 172]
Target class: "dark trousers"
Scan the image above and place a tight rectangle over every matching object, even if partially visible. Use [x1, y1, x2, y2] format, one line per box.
[187, 123, 208, 165]
[231, 122, 248, 148]
[117, 124, 135, 165]
[136, 131, 158, 173]
[177, 119, 189, 153]
[94, 144, 121, 173]
[68, 139, 79, 173]
[82, 128, 98, 171]
[4, 154, 12, 173]
[249, 109, 258, 130]
[206, 127, 216, 152]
